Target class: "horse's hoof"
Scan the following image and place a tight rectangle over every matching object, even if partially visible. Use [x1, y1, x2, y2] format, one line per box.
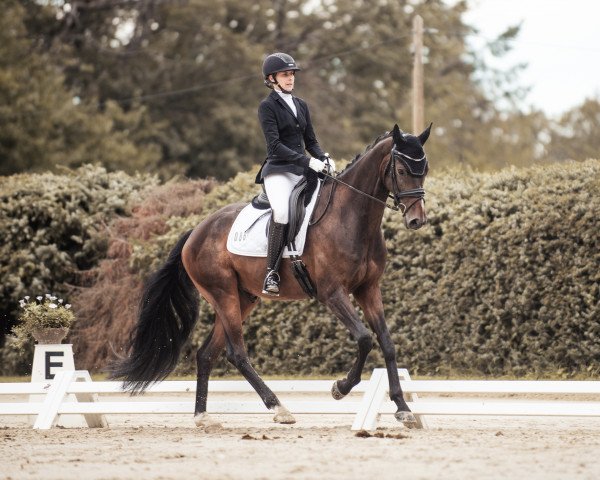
[395, 411, 417, 428]
[331, 380, 346, 400]
[273, 405, 296, 424]
[194, 412, 223, 431]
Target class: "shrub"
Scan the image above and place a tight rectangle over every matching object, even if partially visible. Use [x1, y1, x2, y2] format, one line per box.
[70, 178, 217, 371]
[381, 160, 600, 376]
[0, 165, 156, 324]
[0, 165, 157, 373]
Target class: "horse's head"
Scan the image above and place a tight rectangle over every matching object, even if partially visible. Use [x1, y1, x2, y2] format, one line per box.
[382, 124, 430, 230]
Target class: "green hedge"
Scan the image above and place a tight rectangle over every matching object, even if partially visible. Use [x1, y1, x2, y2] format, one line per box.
[381, 161, 599, 376]
[0, 165, 157, 344]
[7, 160, 599, 377]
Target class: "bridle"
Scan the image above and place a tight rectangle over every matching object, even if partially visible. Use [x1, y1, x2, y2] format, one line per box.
[385, 146, 427, 215]
[318, 145, 427, 216]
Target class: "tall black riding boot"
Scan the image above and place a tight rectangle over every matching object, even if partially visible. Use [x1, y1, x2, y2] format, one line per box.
[262, 221, 288, 296]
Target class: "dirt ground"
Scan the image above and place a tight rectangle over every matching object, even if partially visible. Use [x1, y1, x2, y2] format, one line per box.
[2, 392, 600, 480]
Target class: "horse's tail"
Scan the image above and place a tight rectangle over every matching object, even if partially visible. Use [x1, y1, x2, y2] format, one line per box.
[110, 229, 199, 393]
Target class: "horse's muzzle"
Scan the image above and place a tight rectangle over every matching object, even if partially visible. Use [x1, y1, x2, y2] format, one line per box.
[405, 201, 427, 230]
[407, 217, 426, 230]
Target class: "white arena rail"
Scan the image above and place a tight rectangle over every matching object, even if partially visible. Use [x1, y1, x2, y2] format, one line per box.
[1, 368, 599, 431]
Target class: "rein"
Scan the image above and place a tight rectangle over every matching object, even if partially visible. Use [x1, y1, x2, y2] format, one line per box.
[316, 147, 427, 217]
[320, 171, 401, 211]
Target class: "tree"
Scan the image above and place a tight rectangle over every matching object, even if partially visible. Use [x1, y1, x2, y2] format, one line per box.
[11, 0, 543, 179]
[0, 1, 161, 176]
[546, 98, 600, 162]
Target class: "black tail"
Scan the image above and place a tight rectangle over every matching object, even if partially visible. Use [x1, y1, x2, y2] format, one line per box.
[110, 229, 198, 393]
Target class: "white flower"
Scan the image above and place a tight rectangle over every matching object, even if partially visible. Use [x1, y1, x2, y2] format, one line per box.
[37, 296, 43, 301]
[65, 304, 72, 309]
[45, 294, 52, 299]
[58, 299, 63, 304]
[48, 303, 58, 309]
[24, 296, 30, 300]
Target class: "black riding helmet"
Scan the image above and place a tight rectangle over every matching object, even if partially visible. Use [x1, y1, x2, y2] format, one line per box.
[262, 53, 300, 90]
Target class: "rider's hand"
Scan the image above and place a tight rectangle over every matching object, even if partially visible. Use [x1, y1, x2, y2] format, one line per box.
[325, 158, 336, 174]
[321, 153, 335, 175]
[308, 157, 327, 173]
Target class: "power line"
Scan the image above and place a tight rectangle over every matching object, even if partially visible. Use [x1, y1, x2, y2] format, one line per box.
[106, 33, 412, 106]
[103, 29, 599, 107]
[110, 74, 257, 105]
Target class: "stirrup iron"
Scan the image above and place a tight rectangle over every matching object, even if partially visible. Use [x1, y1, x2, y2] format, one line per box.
[262, 269, 281, 296]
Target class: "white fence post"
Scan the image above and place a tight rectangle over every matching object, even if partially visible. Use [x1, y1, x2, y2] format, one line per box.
[351, 368, 387, 431]
[33, 370, 74, 429]
[71, 371, 108, 428]
[32, 370, 107, 429]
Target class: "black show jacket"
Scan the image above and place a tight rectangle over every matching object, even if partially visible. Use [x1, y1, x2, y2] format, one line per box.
[255, 90, 326, 184]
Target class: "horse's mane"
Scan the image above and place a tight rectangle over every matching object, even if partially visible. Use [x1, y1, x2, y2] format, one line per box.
[340, 131, 392, 174]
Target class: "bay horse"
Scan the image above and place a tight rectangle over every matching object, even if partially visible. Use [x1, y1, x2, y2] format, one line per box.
[111, 123, 431, 428]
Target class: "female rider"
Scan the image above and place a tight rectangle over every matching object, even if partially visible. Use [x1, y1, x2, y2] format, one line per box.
[255, 52, 334, 296]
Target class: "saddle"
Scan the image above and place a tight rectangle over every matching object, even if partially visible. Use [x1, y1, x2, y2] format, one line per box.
[248, 173, 319, 298]
[251, 172, 318, 246]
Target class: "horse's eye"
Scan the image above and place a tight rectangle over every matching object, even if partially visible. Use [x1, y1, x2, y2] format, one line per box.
[397, 168, 406, 175]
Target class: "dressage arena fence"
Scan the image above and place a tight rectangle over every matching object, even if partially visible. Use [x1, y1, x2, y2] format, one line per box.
[1, 368, 600, 431]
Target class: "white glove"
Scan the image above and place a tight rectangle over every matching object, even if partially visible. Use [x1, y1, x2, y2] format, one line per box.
[308, 157, 327, 173]
[324, 157, 336, 174]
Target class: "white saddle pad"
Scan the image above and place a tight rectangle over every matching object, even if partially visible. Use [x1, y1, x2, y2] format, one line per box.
[227, 182, 321, 258]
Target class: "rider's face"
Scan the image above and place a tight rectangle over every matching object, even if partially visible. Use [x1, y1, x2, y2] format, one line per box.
[270, 70, 295, 91]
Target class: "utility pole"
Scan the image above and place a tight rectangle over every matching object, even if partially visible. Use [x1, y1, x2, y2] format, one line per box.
[412, 15, 424, 134]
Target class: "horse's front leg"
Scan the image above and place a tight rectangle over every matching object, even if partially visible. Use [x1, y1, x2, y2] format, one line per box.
[324, 289, 374, 399]
[354, 284, 417, 428]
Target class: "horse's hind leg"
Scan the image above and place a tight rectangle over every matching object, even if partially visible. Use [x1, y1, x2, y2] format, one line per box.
[210, 290, 295, 424]
[222, 337, 294, 424]
[354, 284, 417, 428]
[194, 321, 226, 429]
[325, 289, 374, 399]
[194, 294, 274, 427]
[224, 324, 295, 423]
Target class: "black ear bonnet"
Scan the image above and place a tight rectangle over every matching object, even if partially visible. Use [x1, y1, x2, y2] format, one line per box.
[391, 143, 428, 176]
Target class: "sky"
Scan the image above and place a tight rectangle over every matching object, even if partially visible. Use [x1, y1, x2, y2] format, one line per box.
[462, 0, 600, 117]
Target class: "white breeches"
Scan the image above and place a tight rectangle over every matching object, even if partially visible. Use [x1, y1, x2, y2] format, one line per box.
[263, 172, 304, 224]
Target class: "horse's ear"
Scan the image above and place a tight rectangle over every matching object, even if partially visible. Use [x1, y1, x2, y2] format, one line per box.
[418, 122, 433, 145]
[392, 124, 404, 146]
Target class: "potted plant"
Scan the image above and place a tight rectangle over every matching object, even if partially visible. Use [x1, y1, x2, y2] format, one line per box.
[12, 294, 75, 347]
